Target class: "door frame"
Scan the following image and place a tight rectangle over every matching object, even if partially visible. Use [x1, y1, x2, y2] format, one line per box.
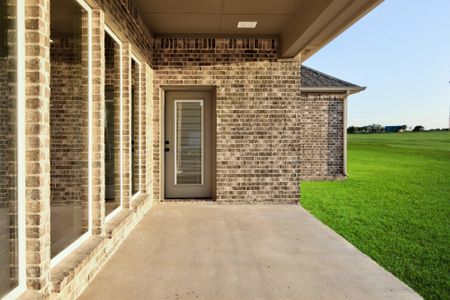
[160, 86, 216, 201]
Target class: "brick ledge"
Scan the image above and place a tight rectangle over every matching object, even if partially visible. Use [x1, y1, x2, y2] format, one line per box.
[49, 194, 152, 299]
[50, 236, 105, 293]
[130, 193, 147, 211]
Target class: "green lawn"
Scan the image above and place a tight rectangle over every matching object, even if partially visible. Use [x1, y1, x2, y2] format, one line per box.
[301, 131, 450, 300]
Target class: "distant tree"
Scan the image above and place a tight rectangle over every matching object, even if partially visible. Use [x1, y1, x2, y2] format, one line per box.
[368, 124, 384, 133]
[347, 126, 356, 134]
[412, 125, 425, 132]
[348, 124, 386, 134]
[400, 125, 407, 131]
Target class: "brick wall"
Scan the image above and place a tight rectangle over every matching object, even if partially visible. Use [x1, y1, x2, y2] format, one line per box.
[153, 37, 277, 66]
[153, 37, 302, 204]
[87, 0, 153, 64]
[299, 93, 345, 180]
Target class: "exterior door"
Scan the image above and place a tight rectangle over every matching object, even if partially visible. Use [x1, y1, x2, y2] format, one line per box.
[165, 91, 212, 198]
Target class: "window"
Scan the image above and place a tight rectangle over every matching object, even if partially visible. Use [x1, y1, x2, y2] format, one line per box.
[49, 0, 92, 266]
[1, 0, 25, 297]
[104, 27, 122, 221]
[130, 56, 141, 197]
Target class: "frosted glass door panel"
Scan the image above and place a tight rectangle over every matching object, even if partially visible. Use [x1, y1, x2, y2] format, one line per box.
[175, 101, 203, 185]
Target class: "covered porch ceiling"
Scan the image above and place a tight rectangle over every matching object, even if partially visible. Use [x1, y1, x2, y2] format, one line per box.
[132, 0, 382, 60]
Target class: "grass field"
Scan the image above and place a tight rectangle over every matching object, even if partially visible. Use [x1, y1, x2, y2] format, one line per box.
[301, 131, 450, 300]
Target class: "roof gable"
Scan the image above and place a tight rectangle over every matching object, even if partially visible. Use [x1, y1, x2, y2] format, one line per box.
[301, 65, 365, 93]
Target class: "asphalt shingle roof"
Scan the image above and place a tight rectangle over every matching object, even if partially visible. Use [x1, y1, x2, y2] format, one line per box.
[301, 65, 364, 91]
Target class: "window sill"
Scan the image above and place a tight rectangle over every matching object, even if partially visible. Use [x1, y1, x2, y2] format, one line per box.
[49, 193, 151, 296]
[50, 235, 105, 293]
[130, 192, 147, 211]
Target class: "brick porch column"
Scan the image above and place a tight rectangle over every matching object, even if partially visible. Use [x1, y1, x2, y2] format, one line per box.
[152, 66, 161, 202]
[144, 64, 154, 200]
[25, 0, 51, 294]
[121, 43, 131, 209]
[91, 9, 105, 235]
[138, 62, 146, 195]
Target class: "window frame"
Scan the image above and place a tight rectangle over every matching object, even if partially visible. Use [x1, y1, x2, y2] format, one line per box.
[104, 25, 124, 223]
[3, 0, 26, 297]
[50, 0, 94, 268]
[129, 52, 142, 201]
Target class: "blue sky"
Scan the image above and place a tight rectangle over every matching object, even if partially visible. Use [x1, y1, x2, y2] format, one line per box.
[305, 0, 450, 129]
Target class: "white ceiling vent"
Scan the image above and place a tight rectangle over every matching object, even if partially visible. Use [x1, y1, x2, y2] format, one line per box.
[237, 21, 258, 29]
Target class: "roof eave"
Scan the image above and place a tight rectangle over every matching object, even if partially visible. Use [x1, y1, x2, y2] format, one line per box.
[289, 0, 384, 60]
[300, 86, 366, 95]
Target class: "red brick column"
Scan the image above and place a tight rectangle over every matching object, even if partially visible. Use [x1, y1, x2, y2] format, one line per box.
[121, 43, 131, 209]
[91, 9, 105, 234]
[138, 62, 146, 195]
[144, 64, 154, 200]
[80, 6, 90, 236]
[152, 66, 161, 202]
[24, 0, 51, 293]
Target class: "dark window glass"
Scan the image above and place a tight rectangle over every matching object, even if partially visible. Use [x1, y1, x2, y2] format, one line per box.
[50, 0, 89, 258]
[104, 31, 121, 216]
[0, 0, 18, 296]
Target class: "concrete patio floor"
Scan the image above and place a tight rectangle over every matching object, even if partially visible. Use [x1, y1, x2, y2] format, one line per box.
[78, 203, 421, 300]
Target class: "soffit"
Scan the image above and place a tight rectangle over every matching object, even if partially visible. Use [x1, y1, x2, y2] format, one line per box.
[133, 0, 309, 36]
[130, 0, 383, 59]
